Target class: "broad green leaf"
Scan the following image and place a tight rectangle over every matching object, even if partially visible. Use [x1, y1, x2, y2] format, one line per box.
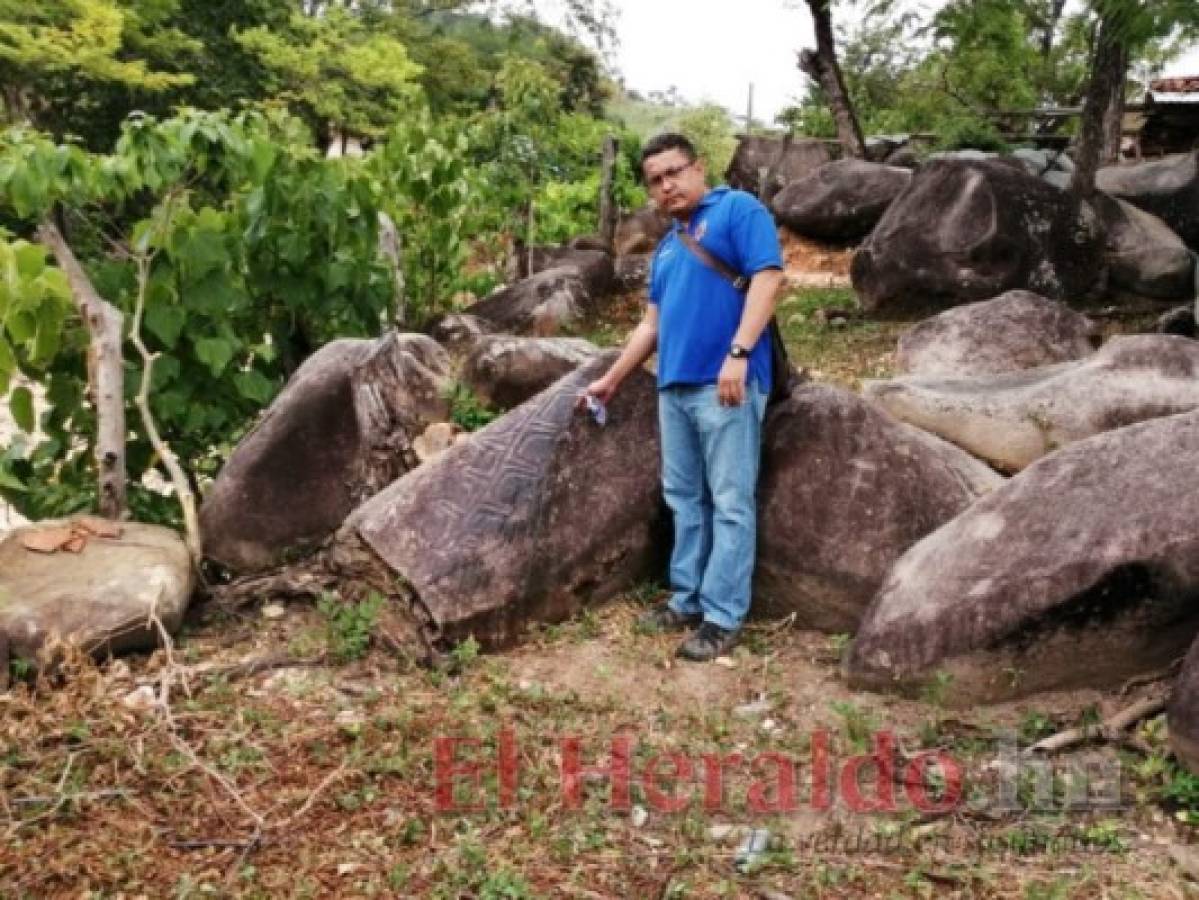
[10, 386, 35, 433]
[12, 242, 46, 280]
[193, 336, 235, 376]
[233, 370, 275, 404]
[0, 466, 26, 492]
[145, 304, 187, 349]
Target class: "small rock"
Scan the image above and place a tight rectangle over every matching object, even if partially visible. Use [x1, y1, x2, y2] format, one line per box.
[261, 603, 286, 620]
[707, 823, 737, 843]
[714, 656, 737, 670]
[122, 685, 158, 712]
[334, 709, 365, 728]
[733, 699, 771, 718]
[413, 422, 460, 464]
[336, 862, 360, 876]
[631, 805, 649, 828]
[760, 718, 779, 733]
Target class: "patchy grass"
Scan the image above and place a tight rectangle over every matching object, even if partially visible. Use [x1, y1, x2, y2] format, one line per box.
[1, 596, 1193, 897]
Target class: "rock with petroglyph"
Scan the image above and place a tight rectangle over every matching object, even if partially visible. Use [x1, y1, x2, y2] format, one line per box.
[771, 159, 912, 241]
[526, 246, 615, 299]
[0, 521, 192, 665]
[1092, 192, 1196, 300]
[851, 158, 1106, 315]
[462, 335, 601, 409]
[427, 313, 491, 357]
[1098, 151, 1199, 251]
[334, 355, 667, 651]
[895, 290, 1097, 377]
[847, 409, 1199, 704]
[201, 333, 452, 573]
[865, 334, 1199, 472]
[755, 384, 1003, 633]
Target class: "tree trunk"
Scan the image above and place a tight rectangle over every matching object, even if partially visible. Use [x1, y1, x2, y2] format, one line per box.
[1101, 41, 1128, 164]
[1040, 0, 1068, 59]
[36, 220, 127, 518]
[1071, 12, 1124, 199]
[598, 134, 618, 250]
[799, 0, 865, 159]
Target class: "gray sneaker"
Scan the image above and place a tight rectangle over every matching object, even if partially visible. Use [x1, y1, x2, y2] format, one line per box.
[677, 622, 739, 662]
[637, 604, 701, 634]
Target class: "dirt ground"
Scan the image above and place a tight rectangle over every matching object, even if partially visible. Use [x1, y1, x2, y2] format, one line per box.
[3, 240, 1195, 897]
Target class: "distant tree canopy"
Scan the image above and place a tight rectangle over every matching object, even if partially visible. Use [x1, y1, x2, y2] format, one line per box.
[780, 0, 1199, 151]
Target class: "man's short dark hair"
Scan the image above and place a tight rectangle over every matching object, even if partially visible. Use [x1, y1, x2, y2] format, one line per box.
[640, 132, 698, 168]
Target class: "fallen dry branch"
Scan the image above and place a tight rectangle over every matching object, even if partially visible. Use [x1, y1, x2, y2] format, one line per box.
[1027, 693, 1167, 754]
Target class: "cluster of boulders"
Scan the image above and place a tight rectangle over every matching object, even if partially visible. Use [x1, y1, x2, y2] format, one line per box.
[735, 135, 1198, 312]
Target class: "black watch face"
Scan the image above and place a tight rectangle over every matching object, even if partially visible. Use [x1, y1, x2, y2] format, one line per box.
[731, 345, 748, 358]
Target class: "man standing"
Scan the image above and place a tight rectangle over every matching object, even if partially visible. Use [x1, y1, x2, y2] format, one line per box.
[582, 133, 784, 662]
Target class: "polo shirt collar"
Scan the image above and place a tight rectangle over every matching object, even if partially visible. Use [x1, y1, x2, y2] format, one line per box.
[671, 186, 730, 233]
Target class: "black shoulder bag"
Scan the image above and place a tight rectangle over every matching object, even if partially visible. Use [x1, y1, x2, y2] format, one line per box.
[675, 229, 794, 406]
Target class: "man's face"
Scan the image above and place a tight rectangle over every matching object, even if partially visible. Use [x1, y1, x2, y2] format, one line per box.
[643, 148, 707, 219]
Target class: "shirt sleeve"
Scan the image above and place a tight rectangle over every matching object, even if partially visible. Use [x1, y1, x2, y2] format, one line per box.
[648, 242, 663, 305]
[729, 192, 783, 276]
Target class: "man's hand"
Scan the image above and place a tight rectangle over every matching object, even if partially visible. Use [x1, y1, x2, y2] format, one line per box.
[578, 373, 618, 410]
[717, 356, 748, 406]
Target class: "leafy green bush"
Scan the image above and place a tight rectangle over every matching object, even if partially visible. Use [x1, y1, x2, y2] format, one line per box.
[316, 591, 384, 664]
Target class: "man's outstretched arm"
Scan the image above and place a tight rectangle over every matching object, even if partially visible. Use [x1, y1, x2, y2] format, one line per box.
[581, 304, 660, 405]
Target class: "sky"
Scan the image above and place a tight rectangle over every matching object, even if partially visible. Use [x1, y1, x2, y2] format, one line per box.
[537, 0, 1199, 126]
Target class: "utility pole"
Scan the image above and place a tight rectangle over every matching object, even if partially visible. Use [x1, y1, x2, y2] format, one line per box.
[745, 83, 755, 135]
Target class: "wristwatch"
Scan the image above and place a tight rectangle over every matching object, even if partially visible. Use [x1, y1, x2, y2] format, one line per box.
[728, 344, 750, 359]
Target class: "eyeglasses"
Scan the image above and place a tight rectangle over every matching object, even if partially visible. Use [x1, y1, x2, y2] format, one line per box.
[646, 161, 695, 190]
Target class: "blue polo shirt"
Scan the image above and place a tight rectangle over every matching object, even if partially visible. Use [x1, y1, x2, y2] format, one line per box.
[648, 187, 783, 391]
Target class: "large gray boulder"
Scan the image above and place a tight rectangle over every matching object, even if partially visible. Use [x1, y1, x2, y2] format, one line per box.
[846, 409, 1199, 704]
[851, 159, 1107, 315]
[336, 356, 666, 651]
[1, 521, 193, 665]
[895, 290, 1097, 377]
[1168, 636, 1199, 774]
[201, 333, 451, 573]
[526, 246, 615, 299]
[755, 385, 1003, 633]
[865, 334, 1199, 471]
[614, 205, 671, 256]
[725, 136, 832, 201]
[1092, 192, 1196, 300]
[463, 267, 593, 336]
[1097, 151, 1199, 251]
[462, 335, 601, 409]
[771, 159, 912, 241]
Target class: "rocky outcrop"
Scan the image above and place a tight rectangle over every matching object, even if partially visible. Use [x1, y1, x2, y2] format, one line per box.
[463, 268, 593, 336]
[895, 291, 1097, 377]
[462, 335, 601, 409]
[614, 254, 651, 291]
[851, 159, 1107, 315]
[201, 333, 452, 573]
[725, 136, 832, 202]
[846, 409, 1199, 704]
[428, 313, 491, 358]
[1097, 151, 1199, 251]
[771, 159, 912, 241]
[614, 206, 671, 256]
[754, 385, 1003, 633]
[337, 356, 667, 650]
[1092, 193, 1196, 300]
[1, 521, 193, 664]
[865, 334, 1199, 471]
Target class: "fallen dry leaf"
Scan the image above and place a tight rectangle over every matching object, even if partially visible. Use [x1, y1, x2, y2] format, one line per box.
[20, 526, 76, 553]
[74, 515, 123, 539]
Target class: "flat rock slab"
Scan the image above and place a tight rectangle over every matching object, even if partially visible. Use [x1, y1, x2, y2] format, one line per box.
[341, 356, 666, 650]
[895, 290, 1097, 377]
[755, 385, 1003, 633]
[851, 158, 1106, 315]
[866, 334, 1199, 471]
[847, 409, 1199, 704]
[462, 335, 600, 410]
[0, 521, 193, 663]
[1098, 151, 1199, 251]
[771, 159, 911, 241]
[201, 333, 451, 573]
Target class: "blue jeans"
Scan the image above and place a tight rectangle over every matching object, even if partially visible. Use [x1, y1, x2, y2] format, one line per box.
[659, 384, 767, 631]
